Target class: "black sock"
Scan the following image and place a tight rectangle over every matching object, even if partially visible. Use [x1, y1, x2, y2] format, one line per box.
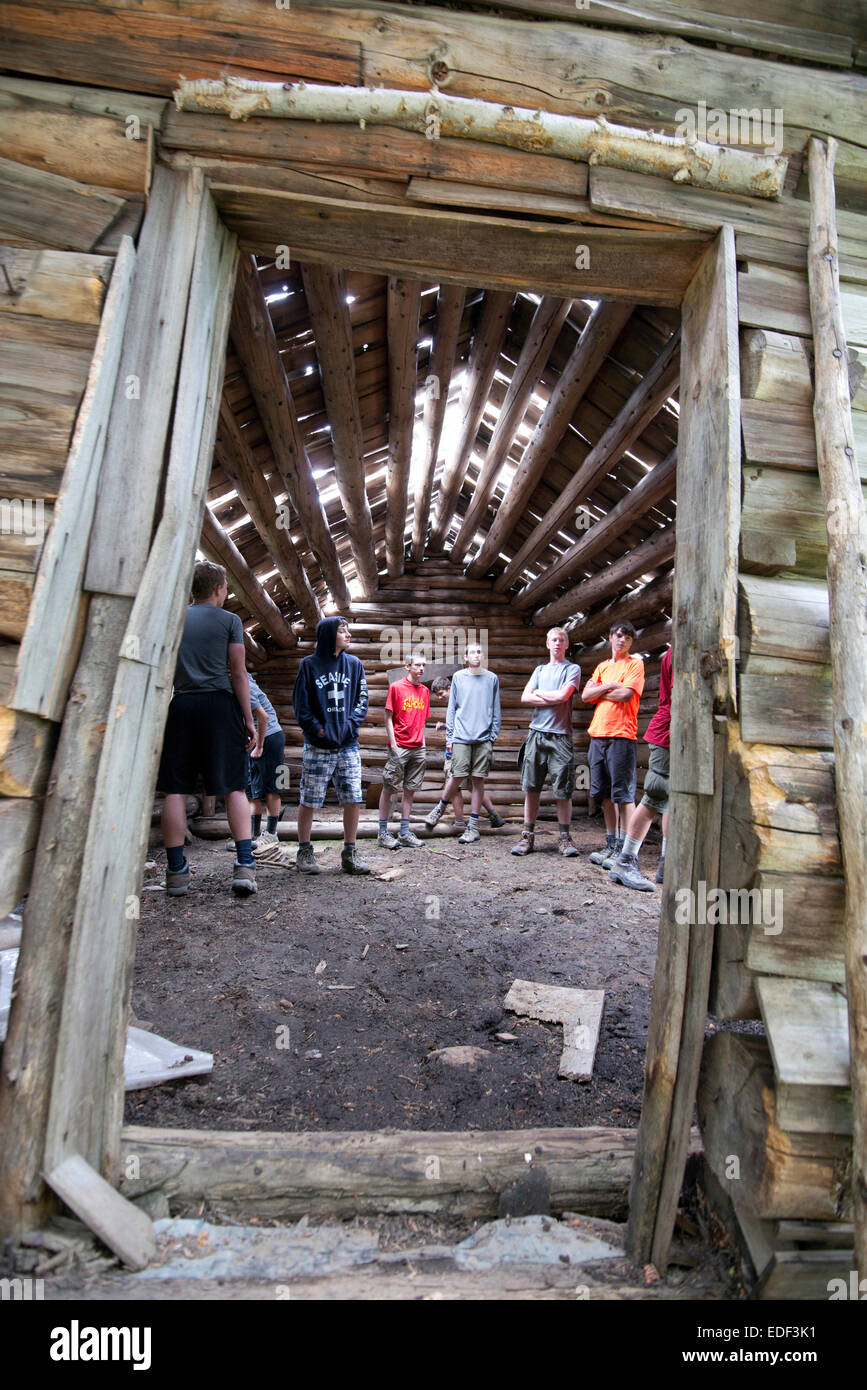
[235, 838, 254, 867]
[251, 814, 262, 837]
[167, 845, 186, 872]
[266, 815, 278, 834]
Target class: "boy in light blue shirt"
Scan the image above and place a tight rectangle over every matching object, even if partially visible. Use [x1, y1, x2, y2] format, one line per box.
[425, 642, 500, 845]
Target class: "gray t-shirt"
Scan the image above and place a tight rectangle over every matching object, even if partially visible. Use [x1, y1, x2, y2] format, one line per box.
[527, 660, 582, 737]
[173, 603, 244, 694]
[248, 674, 281, 738]
[446, 668, 501, 744]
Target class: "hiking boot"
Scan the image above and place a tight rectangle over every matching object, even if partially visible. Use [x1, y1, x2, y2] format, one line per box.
[511, 831, 534, 856]
[341, 845, 372, 875]
[609, 852, 655, 893]
[487, 808, 506, 828]
[377, 830, 401, 849]
[166, 862, 190, 897]
[601, 840, 624, 870]
[557, 833, 579, 858]
[424, 802, 446, 829]
[295, 843, 320, 875]
[589, 839, 617, 866]
[231, 863, 257, 897]
[655, 855, 665, 885]
[457, 822, 481, 844]
[397, 829, 425, 848]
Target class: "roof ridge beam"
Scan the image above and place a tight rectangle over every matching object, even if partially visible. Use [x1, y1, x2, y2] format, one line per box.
[411, 284, 465, 563]
[385, 275, 422, 578]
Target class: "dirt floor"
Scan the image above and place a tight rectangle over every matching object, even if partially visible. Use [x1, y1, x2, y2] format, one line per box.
[126, 815, 663, 1134]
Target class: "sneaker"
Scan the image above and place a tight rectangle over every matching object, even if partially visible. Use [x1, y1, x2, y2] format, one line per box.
[166, 862, 190, 897]
[557, 833, 578, 858]
[377, 830, 401, 849]
[397, 829, 425, 848]
[589, 839, 617, 866]
[341, 845, 372, 875]
[424, 803, 446, 829]
[487, 809, 505, 828]
[655, 855, 665, 885]
[296, 843, 320, 875]
[231, 863, 257, 897]
[511, 830, 534, 856]
[457, 822, 481, 844]
[609, 853, 655, 892]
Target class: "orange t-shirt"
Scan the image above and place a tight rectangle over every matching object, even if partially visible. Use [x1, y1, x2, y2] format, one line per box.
[587, 656, 645, 740]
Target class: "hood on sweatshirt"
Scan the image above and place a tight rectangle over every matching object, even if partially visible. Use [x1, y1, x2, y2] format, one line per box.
[314, 615, 346, 660]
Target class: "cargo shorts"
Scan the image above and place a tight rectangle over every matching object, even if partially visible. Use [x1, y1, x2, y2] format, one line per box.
[520, 729, 575, 799]
[640, 743, 670, 815]
[382, 745, 427, 793]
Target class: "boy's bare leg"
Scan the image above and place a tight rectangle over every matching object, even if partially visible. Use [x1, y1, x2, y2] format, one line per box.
[342, 801, 360, 841]
[470, 778, 485, 815]
[556, 797, 573, 831]
[377, 787, 393, 820]
[226, 788, 253, 842]
[161, 792, 188, 849]
[450, 790, 465, 820]
[401, 787, 415, 820]
[297, 803, 314, 841]
[601, 797, 617, 834]
[523, 789, 541, 825]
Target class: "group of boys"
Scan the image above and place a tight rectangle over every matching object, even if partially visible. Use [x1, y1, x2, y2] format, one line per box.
[157, 562, 669, 898]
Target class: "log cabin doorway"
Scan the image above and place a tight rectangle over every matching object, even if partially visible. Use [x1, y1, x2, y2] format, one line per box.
[3, 181, 740, 1267]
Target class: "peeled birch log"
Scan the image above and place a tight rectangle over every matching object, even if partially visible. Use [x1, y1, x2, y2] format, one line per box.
[174, 79, 787, 200]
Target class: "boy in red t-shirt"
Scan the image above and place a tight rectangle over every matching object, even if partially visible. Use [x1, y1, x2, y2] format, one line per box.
[581, 621, 645, 869]
[378, 652, 430, 849]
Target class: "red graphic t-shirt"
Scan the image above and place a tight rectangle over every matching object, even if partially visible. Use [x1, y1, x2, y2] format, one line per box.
[385, 677, 430, 747]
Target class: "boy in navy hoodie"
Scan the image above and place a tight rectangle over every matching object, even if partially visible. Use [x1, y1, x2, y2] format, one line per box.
[292, 615, 371, 874]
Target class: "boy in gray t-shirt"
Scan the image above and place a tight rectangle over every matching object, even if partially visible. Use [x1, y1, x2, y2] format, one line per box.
[425, 642, 500, 845]
[513, 627, 581, 859]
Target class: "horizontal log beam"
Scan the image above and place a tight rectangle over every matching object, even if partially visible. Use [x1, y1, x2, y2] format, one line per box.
[120, 1124, 636, 1220]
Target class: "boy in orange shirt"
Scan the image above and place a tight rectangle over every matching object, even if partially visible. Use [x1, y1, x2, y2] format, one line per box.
[581, 621, 645, 870]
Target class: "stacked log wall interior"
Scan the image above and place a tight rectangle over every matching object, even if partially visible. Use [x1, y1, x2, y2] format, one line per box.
[696, 217, 867, 1296]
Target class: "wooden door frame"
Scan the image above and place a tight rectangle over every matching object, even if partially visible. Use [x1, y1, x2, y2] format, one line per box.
[2, 181, 741, 1259]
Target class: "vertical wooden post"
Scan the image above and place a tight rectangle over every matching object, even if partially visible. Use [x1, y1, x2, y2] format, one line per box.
[44, 193, 237, 1183]
[627, 226, 741, 1269]
[807, 135, 867, 1284]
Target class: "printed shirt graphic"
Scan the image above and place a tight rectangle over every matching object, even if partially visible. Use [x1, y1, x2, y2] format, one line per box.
[587, 656, 645, 741]
[644, 647, 672, 749]
[385, 677, 430, 747]
[527, 660, 582, 737]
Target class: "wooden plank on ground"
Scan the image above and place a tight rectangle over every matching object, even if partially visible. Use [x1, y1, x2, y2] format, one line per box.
[46, 1154, 155, 1269]
[10, 237, 136, 722]
[503, 979, 604, 1081]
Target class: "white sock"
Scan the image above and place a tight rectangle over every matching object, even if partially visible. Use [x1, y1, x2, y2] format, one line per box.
[622, 834, 642, 857]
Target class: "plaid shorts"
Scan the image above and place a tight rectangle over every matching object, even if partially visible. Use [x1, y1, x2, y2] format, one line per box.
[300, 741, 362, 807]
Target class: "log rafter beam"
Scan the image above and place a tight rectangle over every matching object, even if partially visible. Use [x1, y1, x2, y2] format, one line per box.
[468, 300, 634, 578]
[200, 505, 296, 649]
[385, 275, 422, 578]
[565, 568, 674, 646]
[411, 284, 465, 562]
[301, 261, 379, 596]
[214, 395, 321, 628]
[514, 445, 678, 611]
[533, 521, 676, 627]
[450, 294, 572, 566]
[430, 289, 514, 552]
[229, 254, 351, 611]
[497, 329, 681, 596]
